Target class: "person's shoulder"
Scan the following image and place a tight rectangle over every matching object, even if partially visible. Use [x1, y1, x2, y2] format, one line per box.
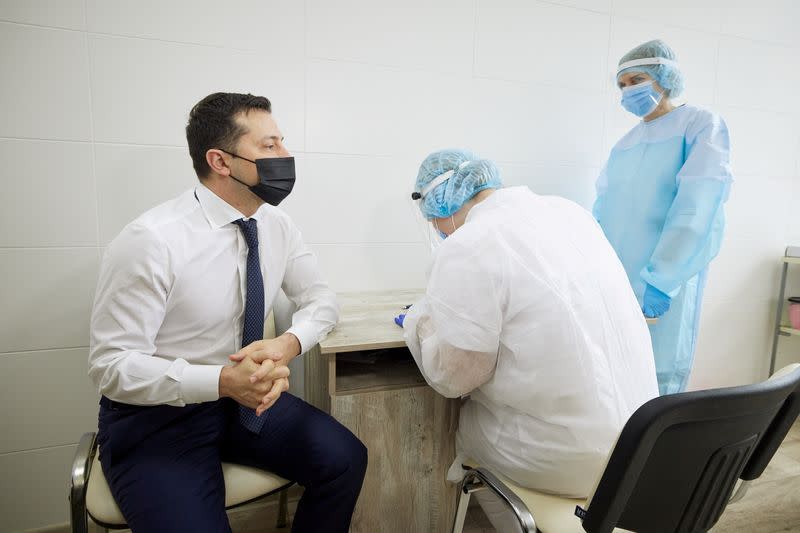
[682, 104, 728, 140]
[681, 104, 721, 123]
[131, 189, 198, 230]
[111, 189, 197, 248]
[538, 194, 599, 232]
[256, 203, 297, 232]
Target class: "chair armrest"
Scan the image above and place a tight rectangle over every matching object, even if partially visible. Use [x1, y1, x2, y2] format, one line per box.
[69, 432, 97, 533]
[461, 468, 537, 533]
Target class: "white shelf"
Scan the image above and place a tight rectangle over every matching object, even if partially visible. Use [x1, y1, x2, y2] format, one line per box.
[783, 257, 800, 265]
[780, 326, 800, 336]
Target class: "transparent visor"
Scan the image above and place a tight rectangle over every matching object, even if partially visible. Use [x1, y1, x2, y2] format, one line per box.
[610, 56, 678, 89]
[408, 162, 469, 251]
[408, 198, 445, 252]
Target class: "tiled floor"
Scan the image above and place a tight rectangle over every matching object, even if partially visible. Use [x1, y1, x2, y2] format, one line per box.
[89, 421, 800, 533]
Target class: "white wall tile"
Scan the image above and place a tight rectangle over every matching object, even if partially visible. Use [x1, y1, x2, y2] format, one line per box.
[0, 0, 85, 30]
[722, 175, 793, 247]
[0, 23, 91, 141]
[607, 17, 719, 107]
[88, 35, 304, 149]
[702, 175, 789, 310]
[0, 249, 98, 353]
[720, 0, 800, 47]
[721, 107, 800, 178]
[0, 444, 76, 531]
[94, 144, 196, 244]
[704, 235, 785, 306]
[306, 60, 472, 157]
[0, 348, 98, 454]
[546, 0, 611, 12]
[87, 0, 304, 55]
[468, 78, 606, 166]
[474, 0, 610, 91]
[789, 179, 800, 245]
[690, 298, 773, 389]
[281, 154, 421, 244]
[307, 0, 473, 75]
[312, 243, 429, 292]
[716, 36, 800, 114]
[0, 139, 97, 247]
[498, 162, 601, 210]
[613, 0, 723, 33]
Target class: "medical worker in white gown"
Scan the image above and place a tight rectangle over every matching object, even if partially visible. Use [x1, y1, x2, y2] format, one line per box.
[396, 149, 659, 527]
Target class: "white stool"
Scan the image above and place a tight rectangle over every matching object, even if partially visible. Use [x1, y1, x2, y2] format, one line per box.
[69, 432, 294, 532]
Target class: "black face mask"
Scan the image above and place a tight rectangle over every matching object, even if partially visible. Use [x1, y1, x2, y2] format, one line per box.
[223, 150, 296, 206]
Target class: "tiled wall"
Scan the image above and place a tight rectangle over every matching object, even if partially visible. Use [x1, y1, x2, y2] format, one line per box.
[1, 1, 798, 529]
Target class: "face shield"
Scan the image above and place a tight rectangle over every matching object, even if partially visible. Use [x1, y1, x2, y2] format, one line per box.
[612, 56, 679, 91]
[406, 198, 444, 252]
[410, 165, 460, 251]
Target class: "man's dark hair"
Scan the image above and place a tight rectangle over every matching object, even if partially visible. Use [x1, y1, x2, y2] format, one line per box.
[186, 92, 272, 179]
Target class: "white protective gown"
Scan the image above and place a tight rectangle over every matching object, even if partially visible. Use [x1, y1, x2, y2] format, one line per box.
[403, 186, 659, 498]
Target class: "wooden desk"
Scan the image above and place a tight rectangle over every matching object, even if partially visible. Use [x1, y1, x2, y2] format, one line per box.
[304, 290, 459, 533]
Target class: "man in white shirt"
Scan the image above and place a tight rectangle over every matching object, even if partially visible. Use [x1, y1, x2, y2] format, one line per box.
[89, 92, 366, 533]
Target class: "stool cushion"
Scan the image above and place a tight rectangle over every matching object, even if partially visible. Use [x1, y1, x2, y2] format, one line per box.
[86, 450, 291, 526]
[464, 464, 629, 533]
[495, 475, 589, 533]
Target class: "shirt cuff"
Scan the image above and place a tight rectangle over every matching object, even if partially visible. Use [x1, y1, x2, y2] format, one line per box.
[180, 364, 223, 404]
[286, 322, 321, 355]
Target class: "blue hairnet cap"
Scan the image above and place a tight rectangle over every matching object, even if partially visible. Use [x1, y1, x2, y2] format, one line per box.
[617, 39, 684, 97]
[413, 149, 502, 220]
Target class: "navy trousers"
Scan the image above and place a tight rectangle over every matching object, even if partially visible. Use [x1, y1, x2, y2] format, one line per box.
[97, 393, 367, 533]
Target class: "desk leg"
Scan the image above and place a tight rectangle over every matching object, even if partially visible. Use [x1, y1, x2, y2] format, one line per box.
[332, 387, 460, 533]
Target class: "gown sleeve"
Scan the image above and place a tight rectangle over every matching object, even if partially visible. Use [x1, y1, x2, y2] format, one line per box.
[640, 111, 733, 296]
[403, 239, 503, 398]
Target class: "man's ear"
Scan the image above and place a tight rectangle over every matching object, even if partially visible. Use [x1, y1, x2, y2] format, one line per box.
[206, 149, 231, 176]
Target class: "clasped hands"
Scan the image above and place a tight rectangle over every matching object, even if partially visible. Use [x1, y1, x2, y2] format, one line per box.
[218, 333, 301, 417]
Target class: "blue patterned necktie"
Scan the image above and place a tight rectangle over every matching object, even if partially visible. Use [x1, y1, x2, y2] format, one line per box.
[232, 218, 267, 433]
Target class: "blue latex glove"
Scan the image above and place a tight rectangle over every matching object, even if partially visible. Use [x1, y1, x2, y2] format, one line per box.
[642, 284, 671, 318]
[394, 313, 406, 328]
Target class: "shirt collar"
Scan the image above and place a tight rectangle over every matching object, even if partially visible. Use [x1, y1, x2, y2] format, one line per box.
[195, 183, 263, 229]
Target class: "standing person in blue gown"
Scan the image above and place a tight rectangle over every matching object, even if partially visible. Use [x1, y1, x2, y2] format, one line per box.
[594, 40, 733, 395]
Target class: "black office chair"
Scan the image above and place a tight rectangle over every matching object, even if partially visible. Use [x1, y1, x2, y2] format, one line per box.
[452, 363, 800, 533]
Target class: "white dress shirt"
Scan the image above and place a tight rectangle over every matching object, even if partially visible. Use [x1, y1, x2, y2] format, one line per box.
[89, 184, 339, 406]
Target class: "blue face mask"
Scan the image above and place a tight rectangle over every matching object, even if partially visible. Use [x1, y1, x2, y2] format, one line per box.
[620, 80, 663, 117]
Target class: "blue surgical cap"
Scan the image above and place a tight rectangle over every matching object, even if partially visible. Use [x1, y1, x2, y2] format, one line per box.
[413, 148, 502, 220]
[617, 39, 684, 98]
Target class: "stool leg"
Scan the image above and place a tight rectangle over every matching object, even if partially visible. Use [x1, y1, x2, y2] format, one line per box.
[276, 489, 289, 528]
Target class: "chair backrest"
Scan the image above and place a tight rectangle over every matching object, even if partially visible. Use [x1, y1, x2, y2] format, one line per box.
[580, 366, 800, 533]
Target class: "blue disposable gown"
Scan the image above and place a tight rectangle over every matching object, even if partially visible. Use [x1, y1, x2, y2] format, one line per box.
[593, 104, 732, 394]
